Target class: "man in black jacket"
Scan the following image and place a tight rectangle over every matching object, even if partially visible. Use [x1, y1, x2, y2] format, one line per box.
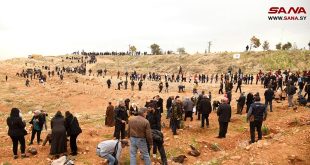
[264, 87, 274, 112]
[236, 92, 246, 114]
[65, 111, 82, 156]
[217, 98, 231, 138]
[114, 100, 128, 139]
[246, 92, 254, 113]
[107, 79, 112, 89]
[151, 129, 167, 165]
[196, 91, 205, 120]
[247, 94, 267, 143]
[138, 80, 143, 91]
[199, 95, 212, 128]
[235, 78, 242, 93]
[166, 96, 173, 119]
[287, 81, 297, 107]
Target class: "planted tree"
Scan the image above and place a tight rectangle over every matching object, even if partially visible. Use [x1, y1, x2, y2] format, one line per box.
[262, 41, 270, 51]
[177, 47, 186, 55]
[150, 43, 161, 55]
[276, 43, 282, 50]
[129, 45, 137, 55]
[250, 36, 261, 49]
[282, 42, 292, 50]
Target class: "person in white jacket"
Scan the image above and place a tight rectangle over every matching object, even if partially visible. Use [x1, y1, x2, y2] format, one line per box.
[96, 139, 128, 165]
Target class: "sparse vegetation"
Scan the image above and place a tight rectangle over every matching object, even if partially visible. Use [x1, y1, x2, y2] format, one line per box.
[262, 125, 270, 135]
[210, 143, 222, 151]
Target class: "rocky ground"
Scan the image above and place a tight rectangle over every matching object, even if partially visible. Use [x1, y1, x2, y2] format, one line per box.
[0, 55, 309, 165]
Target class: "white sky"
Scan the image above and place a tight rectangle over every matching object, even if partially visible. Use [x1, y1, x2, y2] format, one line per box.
[0, 0, 309, 59]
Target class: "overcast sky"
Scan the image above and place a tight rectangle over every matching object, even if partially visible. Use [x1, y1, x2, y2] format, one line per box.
[0, 0, 309, 59]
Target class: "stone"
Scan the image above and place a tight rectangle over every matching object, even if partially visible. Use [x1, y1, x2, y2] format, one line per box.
[230, 156, 241, 160]
[27, 147, 38, 155]
[85, 147, 90, 152]
[246, 146, 251, 151]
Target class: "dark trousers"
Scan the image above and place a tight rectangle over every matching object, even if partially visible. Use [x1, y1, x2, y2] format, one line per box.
[237, 104, 244, 114]
[250, 120, 263, 143]
[265, 100, 273, 112]
[235, 86, 242, 93]
[246, 104, 251, 113]
[166, 108, 171, 119]
[171, 119, 179, 135]
[184, 111, 193, 121]
[114, 123, 126, 139]
[201, 114, 209, 127]
[10, 136, 25, 155]
[70, 134, 78, 154]
[152, 142, 168, 164]
[219, 89, 223, 94]
[30, 129, 41, 144]
[219, 122, 228, 138]
[195, 108, 201, 120]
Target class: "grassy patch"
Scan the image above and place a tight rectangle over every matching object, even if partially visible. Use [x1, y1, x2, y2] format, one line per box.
[166, 147, 183, 158]
[210, 143, 222, 151]
[261, 125, 270, 135]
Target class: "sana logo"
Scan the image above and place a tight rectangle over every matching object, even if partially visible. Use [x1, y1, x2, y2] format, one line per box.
[268, 7, 306, 14]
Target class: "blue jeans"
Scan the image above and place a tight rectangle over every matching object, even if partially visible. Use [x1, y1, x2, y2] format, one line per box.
[96, 149, 115, 165]
[171, 119, 179, 135]
[130, 137, 151, 165]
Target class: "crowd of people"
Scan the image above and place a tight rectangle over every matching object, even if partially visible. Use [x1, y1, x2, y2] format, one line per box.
[7, 109, 82, 159]
[5, 65, 310, 164]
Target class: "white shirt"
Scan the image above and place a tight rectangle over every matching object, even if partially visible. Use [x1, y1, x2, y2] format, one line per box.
[97, 140, 122, 160]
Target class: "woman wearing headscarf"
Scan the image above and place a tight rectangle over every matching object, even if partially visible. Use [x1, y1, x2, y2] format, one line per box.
[129, 103, 138, 116]
[65, 111, 82, 156]
[29, 110, 44, 145]
[50, 111, 67, 157]
[7, 108, 28, 159]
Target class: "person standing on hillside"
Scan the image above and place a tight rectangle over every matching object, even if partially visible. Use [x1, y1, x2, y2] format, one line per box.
[130, 79, 135, 91]
[29, 110, 44, 145]
[166, 96, 173, 119]
[219, 81, 224, 94]
[159, 81, 163, 93]
[170, 98, 183, 135]
[247, 93, 267, 143]
[5, 75, 8, 82]
[217, 98, 231, 138]
[235, 78, 242, 93]
[200, 95, 212, 128]
[65, 111, 82, 156]
[246, 92, 254, 113]
[114, 100, 128, 139]
[138, 80, 143, 91]
[165, 81, 169, 93]
[287, 81, 297, 107]
[106, 79, 112, 89]
[50, 111, 67, 157]
[128, 108, 152, 165]
[264, 87, 274, 112]
[7, 108, 29, 159]
[25, 79, 30, 87]
[183, 97, 194, 121]
[236, 92, 246, 114]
